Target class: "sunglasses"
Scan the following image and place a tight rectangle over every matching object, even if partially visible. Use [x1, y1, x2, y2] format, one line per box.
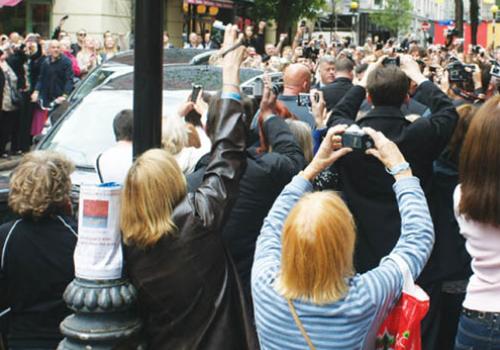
[78, 33, 87, 37]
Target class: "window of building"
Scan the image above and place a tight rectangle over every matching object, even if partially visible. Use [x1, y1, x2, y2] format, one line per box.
[0, 0, 52, 37]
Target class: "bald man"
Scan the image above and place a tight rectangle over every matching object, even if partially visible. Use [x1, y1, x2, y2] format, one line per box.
[278, 63, 315, 128]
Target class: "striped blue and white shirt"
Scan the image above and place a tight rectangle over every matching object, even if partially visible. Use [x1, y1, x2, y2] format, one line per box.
[251, 175, 434, 350]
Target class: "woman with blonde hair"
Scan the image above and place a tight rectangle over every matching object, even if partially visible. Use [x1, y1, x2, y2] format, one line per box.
[76, 37, 101, 78]
[121, 25, 258, 349]
[100, 36, 118, 62]
[0, 151, 77, 349]
[252, 126, 435, 349]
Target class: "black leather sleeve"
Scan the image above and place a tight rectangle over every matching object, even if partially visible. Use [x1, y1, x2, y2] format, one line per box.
[190, 98, 248, 231]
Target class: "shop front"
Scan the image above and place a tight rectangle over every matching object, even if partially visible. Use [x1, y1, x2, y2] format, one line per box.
[0, 0, 52, 37]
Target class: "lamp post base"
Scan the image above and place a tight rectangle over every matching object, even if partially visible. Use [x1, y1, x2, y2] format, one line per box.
[58, 278, 144, 350]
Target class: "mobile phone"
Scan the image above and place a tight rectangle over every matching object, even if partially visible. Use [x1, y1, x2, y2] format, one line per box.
[191, 84, 202, 102]
[297, 93, 311, 107]
[314, 92, 320, 103]
[61, 15, 69, 21]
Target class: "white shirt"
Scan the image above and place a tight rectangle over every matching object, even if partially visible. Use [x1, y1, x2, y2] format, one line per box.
[96, 141, 133, 184]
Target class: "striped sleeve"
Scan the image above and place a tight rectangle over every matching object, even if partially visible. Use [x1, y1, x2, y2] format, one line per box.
[363, 176, 434, 308]
[252, 175, 313, 287]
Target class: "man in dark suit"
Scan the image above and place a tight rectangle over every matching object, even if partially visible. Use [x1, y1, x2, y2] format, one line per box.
[327, 55, 458, 350]
[321, 58, 354, 111]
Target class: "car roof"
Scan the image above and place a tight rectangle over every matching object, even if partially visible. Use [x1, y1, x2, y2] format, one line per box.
[99, 64, 263, 92]
[108, 48, 210, 66]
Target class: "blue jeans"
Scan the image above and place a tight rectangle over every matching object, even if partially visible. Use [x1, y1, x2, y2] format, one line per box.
[455, 313, 500, 349]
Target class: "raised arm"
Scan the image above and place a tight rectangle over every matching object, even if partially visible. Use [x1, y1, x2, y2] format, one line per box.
[191, 25, 248, 231]
[400, 55, 458, 157]
[252, 126, 351, 284]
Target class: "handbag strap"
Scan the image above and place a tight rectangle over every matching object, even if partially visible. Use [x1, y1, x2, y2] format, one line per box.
[287, 298, 316, 350]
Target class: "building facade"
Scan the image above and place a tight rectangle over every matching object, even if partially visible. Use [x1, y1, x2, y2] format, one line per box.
[0, 0, 132, 40]
[0, 0, 250, 48]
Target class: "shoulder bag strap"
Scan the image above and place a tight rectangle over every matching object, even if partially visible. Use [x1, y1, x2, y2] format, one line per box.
[1, 219, 21, 272]
[95, 152, 104, 183]
[287, 298, 316, 350]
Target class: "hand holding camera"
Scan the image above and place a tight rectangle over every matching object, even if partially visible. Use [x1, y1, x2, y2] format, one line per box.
[310, 89, 327, 128]
[301, 125, 352, 181]
[259, 78, 277, 121]
[400, 55, 427, 86]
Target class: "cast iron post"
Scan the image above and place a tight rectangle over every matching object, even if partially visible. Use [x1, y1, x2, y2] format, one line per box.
[133, 0, 164, 158]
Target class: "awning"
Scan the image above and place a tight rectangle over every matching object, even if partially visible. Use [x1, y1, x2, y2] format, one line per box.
[0, 0, 23, 7]
[186, 0, 234, 9]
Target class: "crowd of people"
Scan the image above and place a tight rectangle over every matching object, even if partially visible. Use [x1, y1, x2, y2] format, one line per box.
[1, 18, 500, 350]
[0, 17, 125, 159]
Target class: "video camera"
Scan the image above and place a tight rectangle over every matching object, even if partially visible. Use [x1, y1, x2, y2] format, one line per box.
[447, 59, 475, 83]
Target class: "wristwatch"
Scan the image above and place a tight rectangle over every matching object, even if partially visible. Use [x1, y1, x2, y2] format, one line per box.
[385, 162, 410, 176]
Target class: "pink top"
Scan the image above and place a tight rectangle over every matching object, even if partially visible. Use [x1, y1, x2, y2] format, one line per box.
[454, 185, 500, 312]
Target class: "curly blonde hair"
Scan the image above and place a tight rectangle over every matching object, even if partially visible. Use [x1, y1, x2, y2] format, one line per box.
[8, 151, 75, 219]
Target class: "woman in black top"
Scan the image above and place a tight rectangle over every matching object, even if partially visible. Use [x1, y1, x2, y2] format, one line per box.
[0, 151, 77, 349]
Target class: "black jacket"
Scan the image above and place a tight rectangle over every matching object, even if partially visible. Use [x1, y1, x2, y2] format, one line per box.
[0, 69, 4, 110]
[0, 215, 77, 348]
[6, 46, 27, 90]
[35, 55, 74, 107]
[359, 98, 430, 118]
[187, 116, 306, 298]
[327, 81, 458, 274]
[321, 77, 353, 112]
[124, 99, 258, 350]
[27, 43, 44, 93]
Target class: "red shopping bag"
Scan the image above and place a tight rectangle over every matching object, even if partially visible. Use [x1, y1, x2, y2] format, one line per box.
[375, 255, 430, 350]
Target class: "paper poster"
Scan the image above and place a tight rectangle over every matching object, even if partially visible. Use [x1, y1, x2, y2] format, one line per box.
[74, 183, 123, 280]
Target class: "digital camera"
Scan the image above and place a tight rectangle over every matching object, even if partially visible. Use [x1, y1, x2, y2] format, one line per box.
[382, 56, 400, 67]
[341, 125, 374, 151]
[297, 93, 311, 107]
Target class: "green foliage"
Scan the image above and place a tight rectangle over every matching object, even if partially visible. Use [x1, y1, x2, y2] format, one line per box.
[248, 0, 326, 23]
[370, 0, 413, 35]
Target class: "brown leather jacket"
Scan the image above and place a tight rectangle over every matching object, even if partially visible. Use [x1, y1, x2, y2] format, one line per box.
[124, 98, 259, 349]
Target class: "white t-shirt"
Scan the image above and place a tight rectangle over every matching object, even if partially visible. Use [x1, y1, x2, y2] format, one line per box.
[96, 141, 133, 184]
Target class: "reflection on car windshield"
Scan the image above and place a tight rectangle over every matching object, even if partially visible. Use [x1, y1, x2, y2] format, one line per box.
[70, 68, 115, 102]
[104, 66, 262, 91]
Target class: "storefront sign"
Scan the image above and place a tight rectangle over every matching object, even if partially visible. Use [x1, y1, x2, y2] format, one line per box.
[186, 0, 234, 9]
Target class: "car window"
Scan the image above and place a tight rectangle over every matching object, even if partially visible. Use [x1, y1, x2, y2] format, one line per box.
[70, 67, 116, 102]
[102, 66, 263, 91]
